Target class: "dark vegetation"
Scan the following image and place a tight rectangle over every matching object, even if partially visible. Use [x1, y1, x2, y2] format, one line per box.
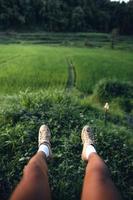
[0, 0, 133, 34]
[95, 79, 133, 102]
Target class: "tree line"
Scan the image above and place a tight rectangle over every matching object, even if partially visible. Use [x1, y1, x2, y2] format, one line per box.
[0, 0, 133, 34]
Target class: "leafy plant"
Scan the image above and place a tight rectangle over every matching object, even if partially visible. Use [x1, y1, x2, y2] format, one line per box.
[0, 91, 132, 200]
[94, 79, 133, 102]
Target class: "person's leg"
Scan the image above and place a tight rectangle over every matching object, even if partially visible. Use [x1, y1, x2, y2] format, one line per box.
[81, 125, 121, 200]
[10, 152, 51, 200]
[10, 125, 52, 200]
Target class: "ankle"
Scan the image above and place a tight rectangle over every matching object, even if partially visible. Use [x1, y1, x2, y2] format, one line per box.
[85, 144, 97, 160]
[38, 144, 50, 158]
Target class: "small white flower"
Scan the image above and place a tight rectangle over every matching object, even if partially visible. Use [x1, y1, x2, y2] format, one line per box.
[104, 102, 109, 111]
[80, 113, 84, 118]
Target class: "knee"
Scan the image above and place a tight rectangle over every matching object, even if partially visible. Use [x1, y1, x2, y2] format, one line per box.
[86, 163, 110, 182]
[23, 162, 46, 180]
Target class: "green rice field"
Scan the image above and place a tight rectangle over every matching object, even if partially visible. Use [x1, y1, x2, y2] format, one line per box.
[0, 43, 133, 94]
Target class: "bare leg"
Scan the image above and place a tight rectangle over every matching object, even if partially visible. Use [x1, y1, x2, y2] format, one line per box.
[81, 153, 121, 200]
[10, 152, 51, 200]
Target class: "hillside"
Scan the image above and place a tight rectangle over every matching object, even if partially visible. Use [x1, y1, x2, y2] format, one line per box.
[0, 33, 133, 200]
[0, 90, 132, 200]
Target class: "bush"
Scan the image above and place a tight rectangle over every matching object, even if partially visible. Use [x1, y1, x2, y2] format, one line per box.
[119, 98, 133, 113]
[94, 79, 133, 103]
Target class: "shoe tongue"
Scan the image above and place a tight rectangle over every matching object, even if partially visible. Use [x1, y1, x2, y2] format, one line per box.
[85, 139, 93, 144]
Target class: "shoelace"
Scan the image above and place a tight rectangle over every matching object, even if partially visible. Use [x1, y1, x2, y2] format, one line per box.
[84, 131, 90, 140]
[83, 128, 93, 143]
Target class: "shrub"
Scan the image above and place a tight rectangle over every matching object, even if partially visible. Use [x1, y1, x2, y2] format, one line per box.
[94, 79, 133, 103]
[119, 98, 133, 113]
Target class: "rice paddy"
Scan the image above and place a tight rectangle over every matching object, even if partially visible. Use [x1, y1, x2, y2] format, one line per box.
[0, 40, 133, 94]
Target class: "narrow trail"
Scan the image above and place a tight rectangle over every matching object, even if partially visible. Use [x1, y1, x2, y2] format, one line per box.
[66, 58, 76, 91]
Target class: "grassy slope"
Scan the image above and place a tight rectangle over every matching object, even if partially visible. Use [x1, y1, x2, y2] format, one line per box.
[0, 91, 132, 200]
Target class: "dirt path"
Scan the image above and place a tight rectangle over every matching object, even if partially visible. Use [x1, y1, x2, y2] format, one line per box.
[66, 58, 76, 90]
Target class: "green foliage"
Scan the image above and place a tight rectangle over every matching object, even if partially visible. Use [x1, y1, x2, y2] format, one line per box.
[72, 6, 85, 31]
[0, 0, 133, 34]
[119, 98, 133, 113]
[0, 91, 132, 200]
[94, 79, 133, 102]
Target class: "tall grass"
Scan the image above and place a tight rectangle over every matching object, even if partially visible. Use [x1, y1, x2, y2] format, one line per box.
[73, 48, 133, 93]
[0, 45, 68, 93]
[0, 44, 133, 94]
